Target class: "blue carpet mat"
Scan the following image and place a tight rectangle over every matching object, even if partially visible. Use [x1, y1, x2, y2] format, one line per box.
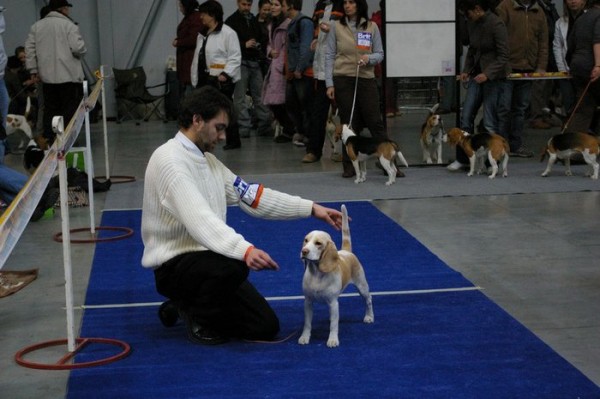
[68, 202, 600, 398]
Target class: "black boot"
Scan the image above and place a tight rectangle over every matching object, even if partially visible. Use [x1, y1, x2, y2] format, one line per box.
[342, 162, 355, 178]
[158, 300, 179, 327]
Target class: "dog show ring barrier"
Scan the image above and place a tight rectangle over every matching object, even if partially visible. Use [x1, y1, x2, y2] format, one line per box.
[1, 75, 131, 369]
[94, 65, 136, 185]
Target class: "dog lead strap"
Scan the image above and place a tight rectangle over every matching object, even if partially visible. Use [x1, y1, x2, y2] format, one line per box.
[348, 63, 360, 131]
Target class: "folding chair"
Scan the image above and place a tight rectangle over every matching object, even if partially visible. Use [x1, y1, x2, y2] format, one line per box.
[113, 66, 168, 125]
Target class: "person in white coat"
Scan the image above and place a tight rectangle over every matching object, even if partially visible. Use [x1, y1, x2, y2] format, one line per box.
[553, 0, 586, 116]
[24, 0, 86, 143]
[191, 0, 243, 149]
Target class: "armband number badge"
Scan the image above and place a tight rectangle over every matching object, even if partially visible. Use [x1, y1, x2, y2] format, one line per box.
[234, 177, 263, 208]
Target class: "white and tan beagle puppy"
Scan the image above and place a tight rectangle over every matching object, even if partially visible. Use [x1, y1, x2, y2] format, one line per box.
[541, 132, 599, 179]
[338, 124, 408, 186]
[446, 127, 509, 179]
[299, 204, 373, 348]
[420, 113, 446, 164]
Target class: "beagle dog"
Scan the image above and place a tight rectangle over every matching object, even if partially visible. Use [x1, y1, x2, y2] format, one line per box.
[23, 135, 49, 174]
[420, 113, 446, 164]
[299, 204, 373, 348]
[338, 124, 409, 185]
[540, 132, 599, 179]
[446, 128, 509, 179]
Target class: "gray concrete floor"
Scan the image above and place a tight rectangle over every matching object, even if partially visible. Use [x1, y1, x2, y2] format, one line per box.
[1, 110, 599, 398]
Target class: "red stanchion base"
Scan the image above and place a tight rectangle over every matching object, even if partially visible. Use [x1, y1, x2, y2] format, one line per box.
[15, 337, 131, 370]
[53, 226, 134, 243]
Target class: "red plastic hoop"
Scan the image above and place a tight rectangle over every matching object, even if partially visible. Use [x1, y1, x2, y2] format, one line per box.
[53, 226, 134, 243]
[15, 337, 131, 370]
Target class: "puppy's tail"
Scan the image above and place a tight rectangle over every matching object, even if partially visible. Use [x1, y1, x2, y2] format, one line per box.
[341, 204, 352, 252]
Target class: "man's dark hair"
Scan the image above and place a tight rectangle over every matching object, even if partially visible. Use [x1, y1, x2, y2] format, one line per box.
[198, 0, 224, 24]
[458, 0, 490, 13]
[287, 0, 303, 11]
[178, 86, 233, 129]
[180, 0, 200, 16]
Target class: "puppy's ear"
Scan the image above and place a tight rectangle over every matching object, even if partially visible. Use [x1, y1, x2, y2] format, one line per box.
[318, 241, 339, 273]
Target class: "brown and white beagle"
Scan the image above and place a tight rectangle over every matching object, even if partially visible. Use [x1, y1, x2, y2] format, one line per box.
[540, 132, 599, 179]
[299, 204, 373, 348]
[420, 113, 446, 164]
[338, 124, 409, 185]
[446, 127, 509, 179]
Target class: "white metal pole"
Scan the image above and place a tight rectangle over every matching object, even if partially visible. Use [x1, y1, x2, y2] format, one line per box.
[83, 81, 96, 235]
[54, 116, 77, 353]
[100, 65, 110, 180]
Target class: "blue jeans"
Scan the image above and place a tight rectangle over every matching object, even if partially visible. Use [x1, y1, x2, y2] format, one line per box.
[0, 78, 9, 128]
[500, 79, 532, 151]
[0, 163, 28, 204]
[460, 79, 482, 133]
[233, 61, 272, 136]
[0, 138, 5, 164]
[482, 79, 510, 135]
[285, 76, 314, 137]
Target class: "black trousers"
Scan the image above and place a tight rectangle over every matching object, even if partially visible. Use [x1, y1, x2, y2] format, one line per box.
[334, 76, 386, 167]
[42, 82, 83, 142]
[154, 251, 279, 340]
[306, 80, 331, 158]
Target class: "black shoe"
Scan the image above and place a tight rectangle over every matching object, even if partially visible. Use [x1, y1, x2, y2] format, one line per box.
[179, 311, 229, 345]
[273, 134, 292, 143]
[31, 186, 60, 222]
[342, 163, 356, 178]
[223, 143, 241, 150]
[158, 300, 179, 327]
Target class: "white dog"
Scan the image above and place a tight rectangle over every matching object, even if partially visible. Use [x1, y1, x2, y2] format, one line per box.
[299, 204, 374, 347]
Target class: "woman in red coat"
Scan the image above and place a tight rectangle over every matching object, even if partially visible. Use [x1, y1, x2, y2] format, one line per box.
[173, 0, 204, 99]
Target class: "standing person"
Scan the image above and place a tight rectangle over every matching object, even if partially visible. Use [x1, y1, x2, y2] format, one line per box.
[566, 0, 600, 134]
[302, 0, 344, 163]
[141, 85, 343, 345]
[262, 0, 295, 143]
[553, 0, 586, 117]
[24, 0, 86, 144]
[0, 4, 8, 134]
[173, 0, 204, 103]
[324, 0, 388, 178]
[256, 0, 272, 76]
[496, 0, 548, 158]
[528, 0, 559, 128]
[460, 0, 510, 135]
[226, 0, 273, 141]
[282, 0, 315, 148]
[370, 0, 397, 118]
[191, 0, 242, 150]
[449, 0, 510, 171]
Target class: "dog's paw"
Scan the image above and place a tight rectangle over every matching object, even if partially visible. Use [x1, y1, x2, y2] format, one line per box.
[467, 172, 474, 177]
[354, 178, 361, 184]
[327, 337, 339, 348]
[541, 172, 548, 177]
[298, 334, 311, 345]
[502, 172, 508, 178]
[488, 174, 495, 179]
[565, 171, 573, 176]
[385, 180, 394, 186]
[364, 315, 374, 323]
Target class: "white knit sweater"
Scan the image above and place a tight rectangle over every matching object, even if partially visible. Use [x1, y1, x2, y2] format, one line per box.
[141, 136, 313, 268]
